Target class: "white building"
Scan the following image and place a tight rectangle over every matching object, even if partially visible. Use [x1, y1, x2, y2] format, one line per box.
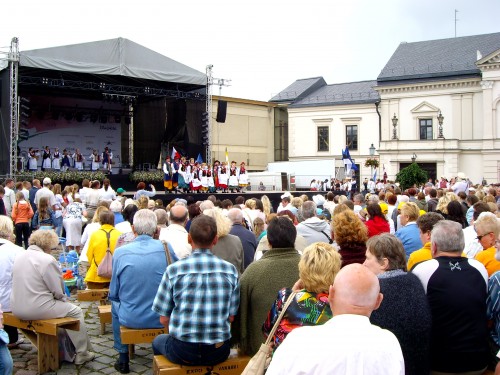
[271, 32, 500, 185]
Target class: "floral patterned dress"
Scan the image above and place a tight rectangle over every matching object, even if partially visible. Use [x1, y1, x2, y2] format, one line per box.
[263, 287, 333, 351]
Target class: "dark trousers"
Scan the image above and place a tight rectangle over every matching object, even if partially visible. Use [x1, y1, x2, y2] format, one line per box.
[15, 222, 30, 248]
[3, 325, 18, 344]
[152, 334, 230, 366]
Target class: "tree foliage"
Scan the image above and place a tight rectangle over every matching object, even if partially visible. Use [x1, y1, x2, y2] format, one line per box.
[395, 163, 428, 190]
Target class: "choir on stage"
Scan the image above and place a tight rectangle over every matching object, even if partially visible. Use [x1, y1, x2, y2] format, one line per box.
[25, 146, 114, 173]
[162, 155, 249, 194]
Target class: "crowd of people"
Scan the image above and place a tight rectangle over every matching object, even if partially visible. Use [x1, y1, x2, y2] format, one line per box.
[1, 174, 500, 374]
[25, 146, 113, 172]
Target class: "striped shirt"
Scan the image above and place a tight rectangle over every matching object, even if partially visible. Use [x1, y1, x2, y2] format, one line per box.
[487, 271, 500, 346]
[152, 248, 239, 344]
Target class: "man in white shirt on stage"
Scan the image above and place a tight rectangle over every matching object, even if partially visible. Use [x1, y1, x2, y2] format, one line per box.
[266, 263, 404, 375]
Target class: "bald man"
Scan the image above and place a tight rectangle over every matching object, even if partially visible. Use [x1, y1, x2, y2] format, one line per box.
[267, 264, 404, 375]
[228, 208, 257, 269]
[159, 204, 191, 259]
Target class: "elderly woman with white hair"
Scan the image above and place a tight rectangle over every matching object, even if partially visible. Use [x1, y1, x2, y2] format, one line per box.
[11, 230, 95, 365]
[0, 216, 24, 348]
[110, 200, 124, 225]
[203, 208, 244, 274]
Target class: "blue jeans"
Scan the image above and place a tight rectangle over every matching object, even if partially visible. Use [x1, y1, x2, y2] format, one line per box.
[53, 216, 63, 237]
[152, 334, 230, 366]
[111, 302, 128, 354]
[0, 341, 13, 375]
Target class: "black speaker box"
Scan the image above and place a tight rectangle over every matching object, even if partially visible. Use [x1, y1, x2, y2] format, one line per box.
[216, 100, 227, 123]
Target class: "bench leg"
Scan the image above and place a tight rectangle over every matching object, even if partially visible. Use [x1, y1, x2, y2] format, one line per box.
[38, 333, 60, 373]
[128, 344, 135, 359]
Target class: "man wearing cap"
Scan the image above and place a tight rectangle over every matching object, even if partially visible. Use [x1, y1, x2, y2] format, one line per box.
[277, 192, 294, 214]
[452, 172, 469, 195]
[34, 177, 57, 211]
[116, 188, 126, 207]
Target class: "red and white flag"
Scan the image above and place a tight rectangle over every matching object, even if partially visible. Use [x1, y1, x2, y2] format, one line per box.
[171, 147, 181, 160]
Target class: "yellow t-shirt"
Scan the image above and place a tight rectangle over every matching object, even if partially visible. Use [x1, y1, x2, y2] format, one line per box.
[407, 242, 432, 271]
[475, 246, 500, 277]
[85, 224, 122, 283]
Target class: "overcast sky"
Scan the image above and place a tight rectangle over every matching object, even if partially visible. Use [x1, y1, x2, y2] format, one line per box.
[1, 0, 499, 101]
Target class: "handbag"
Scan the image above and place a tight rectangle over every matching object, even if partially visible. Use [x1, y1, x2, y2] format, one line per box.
[161, 240, 173, 266]
[95, 229, 114, 278]
[241, 291, 297, 375]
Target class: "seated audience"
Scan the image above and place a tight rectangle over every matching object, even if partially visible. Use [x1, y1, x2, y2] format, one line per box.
[412, 220, 490, 374]
[266, 264, 404, 375]
[152, 215, 239, 366]
[263, 242, 341, 350]
[475, 212, 500, 277]
[85, 210, 121, 289]
[395, 202, 422, 258]
[364, 233, 432, 375]
[11, 230, 94, 365]
[234, 216, 301, 356]
[109, 209, 177, 373]
[332, 210, 368, 267]
[407, 212, 445, 270]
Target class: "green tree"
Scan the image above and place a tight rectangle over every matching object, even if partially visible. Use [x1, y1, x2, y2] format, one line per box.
[396, 163, 428, 190]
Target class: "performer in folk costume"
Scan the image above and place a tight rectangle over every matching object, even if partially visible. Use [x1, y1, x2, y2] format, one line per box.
[207, 165, 216, 193]
[177, 160, 190, 193]
[41, 146, 51, 171]
[172, 156, 180, 192]
[190, 164, 202, 193]
[199, 163, 209, 193]
[212, 160, 220, 191]
[163, 156, 174, 193]
[218, 161, 229, 193]
[238, 161, 249, 192]
[52, 148, 61, 170]
[102, 147, 113, 173]
[28, 147, 39, 171]
[89, 149, 101, 171]
[61, 149, 71, 172]
[228, 161, 239, 193]
[73, 149, 84, 171]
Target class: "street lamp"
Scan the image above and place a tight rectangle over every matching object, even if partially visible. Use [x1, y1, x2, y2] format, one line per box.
[411, 153, 417, 163]
[391, 114, 398, 140]
[437, 111, 444, 139]
[369, 143, 375, 156]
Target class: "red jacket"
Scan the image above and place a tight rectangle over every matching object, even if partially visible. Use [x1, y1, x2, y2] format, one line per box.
[365, 216, 390, 238]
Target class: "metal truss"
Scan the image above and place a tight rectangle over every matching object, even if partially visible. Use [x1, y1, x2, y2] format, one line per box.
[19, 76, 206, 101]
[205, 65, 213, 165]
[9, 38, 19, 177]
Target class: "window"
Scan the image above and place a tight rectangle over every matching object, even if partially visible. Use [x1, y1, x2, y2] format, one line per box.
[346, 125, 358, 150]
[317, 126, 329, 151]
[419, 119, 433, 140]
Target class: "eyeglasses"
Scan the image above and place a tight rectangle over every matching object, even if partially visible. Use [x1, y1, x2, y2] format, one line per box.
[476, 232, 493, 241]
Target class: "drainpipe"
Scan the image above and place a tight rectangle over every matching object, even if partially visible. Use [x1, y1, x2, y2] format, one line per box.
[375, 100, 381, 142]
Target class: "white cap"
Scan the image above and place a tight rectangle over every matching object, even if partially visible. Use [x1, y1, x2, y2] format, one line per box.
[281, 191, 292, 199]
[43, 177, 51, 185]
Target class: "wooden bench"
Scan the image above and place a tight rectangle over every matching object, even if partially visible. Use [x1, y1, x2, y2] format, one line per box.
[97, 305, 112, 334]
[77, 289, 110, 333]
[76, 288, 109, 303]
[120, 326, 167, 359]
[3, 312, 80, 374]
[153, 349, 250, 375]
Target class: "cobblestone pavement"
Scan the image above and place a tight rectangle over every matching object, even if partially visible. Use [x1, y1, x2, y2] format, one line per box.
[10, 295, 154, 375]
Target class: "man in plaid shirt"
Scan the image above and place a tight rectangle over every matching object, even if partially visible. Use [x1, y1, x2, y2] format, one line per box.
[152, 214, 240, 365]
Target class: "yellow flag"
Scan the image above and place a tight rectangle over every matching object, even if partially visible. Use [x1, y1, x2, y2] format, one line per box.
[225, 147, 229, 164]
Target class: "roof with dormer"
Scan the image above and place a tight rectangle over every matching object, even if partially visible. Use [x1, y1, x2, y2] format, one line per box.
[377, 32, 500, 84]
